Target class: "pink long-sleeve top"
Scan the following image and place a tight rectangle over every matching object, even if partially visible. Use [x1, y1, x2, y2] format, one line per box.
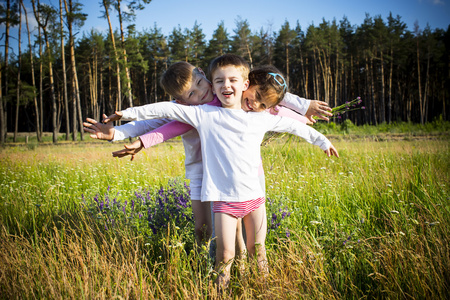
[139, 100, 309, 149]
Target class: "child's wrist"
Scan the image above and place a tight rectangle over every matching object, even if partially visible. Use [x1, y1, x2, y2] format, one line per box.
[110, 128, 115, 141]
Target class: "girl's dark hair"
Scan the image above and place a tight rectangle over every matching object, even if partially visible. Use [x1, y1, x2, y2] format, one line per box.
[249, 65, 288, 108]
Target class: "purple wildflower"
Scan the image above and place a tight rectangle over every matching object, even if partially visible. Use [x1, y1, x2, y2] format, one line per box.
[272, 213, 277, 223]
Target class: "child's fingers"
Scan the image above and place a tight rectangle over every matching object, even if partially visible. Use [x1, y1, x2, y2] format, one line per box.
[112, 148, 129, 157]
[329, 146, 339, 158]
[85, 117, 98, 124]
[124, 144, 135, 150]
[83, 123, 97, 131]
[306, 116, 316, 124]
[334, 149, 339, 158]
[315, 114, 330, 122]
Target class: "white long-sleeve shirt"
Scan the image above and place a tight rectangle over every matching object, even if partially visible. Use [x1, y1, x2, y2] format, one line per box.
[112, 93, 311, 181]
[120, 99, 330, 203]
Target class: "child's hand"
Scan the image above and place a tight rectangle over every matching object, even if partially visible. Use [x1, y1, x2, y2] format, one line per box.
[112, 138, 143, 161]
[83, 114, 115, 140]
[305, 100, 332, 122]
[102, 111, 123, 123]
[324, 144, 339, 158]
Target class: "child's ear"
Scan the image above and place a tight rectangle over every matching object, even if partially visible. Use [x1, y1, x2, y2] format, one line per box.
[243, 79, 250, 91]
[175, 99, 186, 105]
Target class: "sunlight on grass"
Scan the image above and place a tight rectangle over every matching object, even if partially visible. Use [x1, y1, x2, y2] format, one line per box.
[0, 138, 449, 298]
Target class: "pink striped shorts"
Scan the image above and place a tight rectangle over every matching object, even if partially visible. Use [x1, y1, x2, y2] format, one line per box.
[212, 197, 266, 219]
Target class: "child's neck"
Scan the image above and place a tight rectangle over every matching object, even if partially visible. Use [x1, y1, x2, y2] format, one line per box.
[215, 95, 243, 110]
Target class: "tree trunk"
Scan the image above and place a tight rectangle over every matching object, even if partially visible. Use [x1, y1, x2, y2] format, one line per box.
[380, 50, 386, 123]
[103, 0, 122, 124]
[72, 74, 77, 140]
[370, 56, 377, 125]
[299, 46, 307, 98]
[21, 0, 41, 141]
[1, 0, 12, 143]
[39, 26, 43, 137]
[388, 47, 393, 123]
[143, 71, 148, 104]
[100, 65, 104, 115]
[285, 43, 290, 87]
[32, 0, 57, 142]
[154, 61, 158, 102]
[304, 57, 309, 99]
[46, 37, 58, 143]
[334, 49, 338, 109]
[318, 48, 329, 102]
[423, 48, 430, 124]
[60, 0, 70, 140]
[64, 0, 84, 140]
[14, 3, 22, 143]
[59, 0, 70, 141]
[32, 0, 44, 138]
[313, 49, 319, 100]
[416, 39, 423, 124]
[246, 43, 253, 70]
[117, 0, 133, 108]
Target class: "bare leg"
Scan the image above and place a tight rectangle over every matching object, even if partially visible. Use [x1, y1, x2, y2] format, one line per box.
[191, 200, 212, 246]
[242, 204, 268, 276]
[235, 218, 247, 273]
[214, 212, 238, 288]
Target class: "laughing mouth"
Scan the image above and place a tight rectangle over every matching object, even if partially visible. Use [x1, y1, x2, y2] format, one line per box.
[245, 99, 253, 111]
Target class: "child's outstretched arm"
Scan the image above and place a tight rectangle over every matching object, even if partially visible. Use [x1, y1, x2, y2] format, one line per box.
[279, 93, 332, 123]
[83, 114, 115, 140]
[269, 106, 312, 125]
[139, 120, 194, 148]
[305, 100, 332, 122]
[83, 115, 172, 141]
[325, 144, 339, 158]
[112, 138, 143, 161]
[102, 111, 123, 123]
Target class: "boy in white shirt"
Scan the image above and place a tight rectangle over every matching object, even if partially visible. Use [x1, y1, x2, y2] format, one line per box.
[99, 54, 338, 288]
[84, 62, 332, 252]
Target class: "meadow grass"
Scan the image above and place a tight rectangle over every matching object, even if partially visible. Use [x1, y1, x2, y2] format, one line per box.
[0, 137, 449, 299]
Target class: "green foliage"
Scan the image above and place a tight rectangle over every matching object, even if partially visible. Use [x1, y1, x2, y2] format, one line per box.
[0, 139, 449, 298]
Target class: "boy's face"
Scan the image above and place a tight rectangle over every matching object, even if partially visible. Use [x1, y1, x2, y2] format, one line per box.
[176, 69, 214, 106]
[212, 66, 249, 109]
[241, 85, 278, 112]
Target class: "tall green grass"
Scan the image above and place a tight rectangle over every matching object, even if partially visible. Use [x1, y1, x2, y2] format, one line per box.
[0, 137, 448, 299]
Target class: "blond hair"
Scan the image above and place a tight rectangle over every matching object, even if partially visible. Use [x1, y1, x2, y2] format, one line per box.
[208, 54, 250, 81]
[160, 62, 200, 100]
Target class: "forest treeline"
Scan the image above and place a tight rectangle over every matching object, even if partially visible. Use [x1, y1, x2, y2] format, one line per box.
[1, 0, 449, 143]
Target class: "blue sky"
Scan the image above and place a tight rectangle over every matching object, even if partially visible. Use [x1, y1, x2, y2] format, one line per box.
[84, 0, 450, 38]
[4, 0, 450, 56]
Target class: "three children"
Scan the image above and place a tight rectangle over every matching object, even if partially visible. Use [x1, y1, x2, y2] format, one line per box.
[86, 54, 338, 287]
[84, 61, 332, 253]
